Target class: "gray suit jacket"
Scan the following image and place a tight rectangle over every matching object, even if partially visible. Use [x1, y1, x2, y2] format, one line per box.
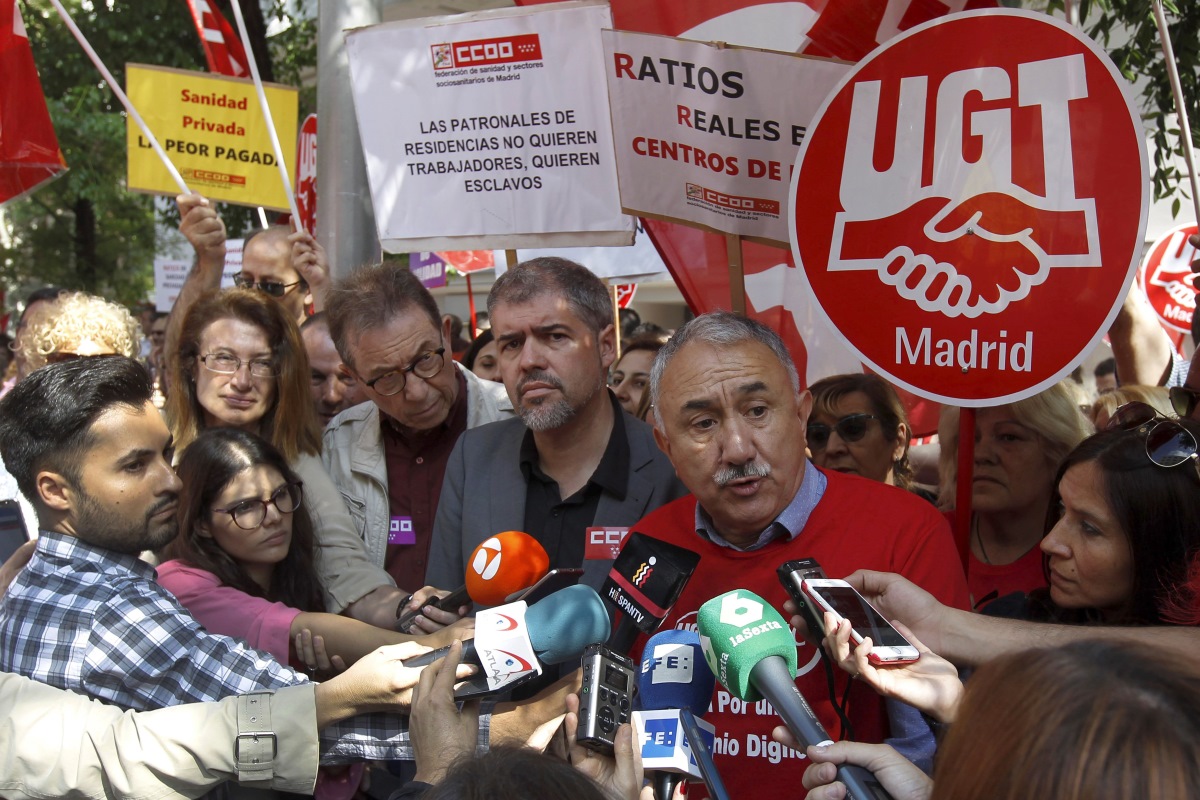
[426, 410, 686, 594]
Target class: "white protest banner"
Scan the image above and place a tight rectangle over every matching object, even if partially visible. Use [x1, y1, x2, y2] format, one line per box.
[345, 0, 633, 253]
[154, 257, 191, 312]
[603, 30, 849, 246]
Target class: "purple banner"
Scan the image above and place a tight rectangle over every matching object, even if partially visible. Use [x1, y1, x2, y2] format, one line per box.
[409, 252, 447, 288]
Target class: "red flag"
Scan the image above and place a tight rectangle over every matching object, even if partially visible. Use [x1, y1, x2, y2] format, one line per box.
[0, 0, 67, 206]
[185, 0, 250, 78]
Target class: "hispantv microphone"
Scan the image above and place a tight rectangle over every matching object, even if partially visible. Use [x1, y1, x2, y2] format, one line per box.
[404, 584, 610, 699]
[603, 532, 701, 653]
[396, 531, 549, 630]
[697, 590, 894, 800]
[636, 630, 722, 800]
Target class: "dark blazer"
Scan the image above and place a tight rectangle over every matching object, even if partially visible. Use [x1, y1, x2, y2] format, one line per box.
[425, 410, 686, 594]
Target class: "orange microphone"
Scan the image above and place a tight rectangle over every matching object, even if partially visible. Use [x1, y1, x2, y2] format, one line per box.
[396, 531, 549, 629]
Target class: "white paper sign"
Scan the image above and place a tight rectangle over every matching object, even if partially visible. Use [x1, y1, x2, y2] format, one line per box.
[603, 30, 850, 245]
[154, 257, 191, 312]
[346, 1, 633, 252]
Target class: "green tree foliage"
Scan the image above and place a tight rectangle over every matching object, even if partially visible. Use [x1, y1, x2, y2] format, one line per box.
[0, 0, 314, 309]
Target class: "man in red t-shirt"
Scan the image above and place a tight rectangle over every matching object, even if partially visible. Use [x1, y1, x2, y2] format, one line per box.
[630, 312, 969, 799]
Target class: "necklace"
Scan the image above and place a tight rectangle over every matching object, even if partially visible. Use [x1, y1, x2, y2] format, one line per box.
[973, 516, 991, 564]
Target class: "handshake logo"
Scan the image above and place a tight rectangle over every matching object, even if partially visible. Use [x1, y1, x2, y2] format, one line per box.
[826, 54, 1101, 319]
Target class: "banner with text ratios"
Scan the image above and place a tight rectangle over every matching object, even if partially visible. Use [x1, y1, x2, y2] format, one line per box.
[603, 31, 849, 246]
[125, 64, 298, 210]
[345, 0, 633, 252]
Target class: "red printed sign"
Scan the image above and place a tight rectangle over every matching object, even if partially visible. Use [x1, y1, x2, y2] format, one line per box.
[295, 114, 317, 234]
[1139, 223, 1198, 335]
[432, 34, 543, 71]
[585, 527, 630, 561]
[615, 284, 637, 309]
[791, 10, 1147, 406]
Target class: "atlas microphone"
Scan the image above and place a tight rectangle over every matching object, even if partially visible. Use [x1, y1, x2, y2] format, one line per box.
[602, 532, 701, 653]
[396, 530, 549, 630]
[635, 630, 725, 800]
[697, 590, 894, 800]
[404, 584, 610, 699]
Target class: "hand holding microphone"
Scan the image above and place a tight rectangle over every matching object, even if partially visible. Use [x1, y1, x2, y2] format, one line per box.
[697, 590, 895, 800]
[396, 531, 550, 631]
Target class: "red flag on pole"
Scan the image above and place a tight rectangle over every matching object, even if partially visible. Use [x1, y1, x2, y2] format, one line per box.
[185, 0, 250, 78]
[0, 0, 67, 206]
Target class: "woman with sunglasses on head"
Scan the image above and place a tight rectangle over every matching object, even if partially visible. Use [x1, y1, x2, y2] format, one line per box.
[167, 289, 409, 629]
[157, 428, 463, 665]
[938, 381, 1092, 610]
[806, 374, 933, 501]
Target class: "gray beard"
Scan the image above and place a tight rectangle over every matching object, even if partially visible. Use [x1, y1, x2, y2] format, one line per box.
[520, 397, 576, 431]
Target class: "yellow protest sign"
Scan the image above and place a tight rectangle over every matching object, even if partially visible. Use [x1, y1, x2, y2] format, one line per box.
[125, 64, 298, 210]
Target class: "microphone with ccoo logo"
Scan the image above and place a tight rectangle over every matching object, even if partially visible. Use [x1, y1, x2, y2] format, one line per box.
[396, 530, 550, 630]
[697, 590, 893, 800]
[404, 584, 610, 699]
[635, 629, 726, 800]
[603, 532, 701, 653]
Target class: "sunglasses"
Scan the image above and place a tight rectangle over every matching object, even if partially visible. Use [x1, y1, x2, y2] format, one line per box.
[1169, 385, 1200, 419]
[807, 413, 879, 451]
[1105, 401, 1199, 468]
[233, 273, 302, 298]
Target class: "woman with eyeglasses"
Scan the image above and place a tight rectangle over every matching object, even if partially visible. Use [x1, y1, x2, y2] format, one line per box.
[806, 374, 934, 501]
[166, 289, 402, 628]
[938, 381, 1093, 610]
[157, 428, 462, 664]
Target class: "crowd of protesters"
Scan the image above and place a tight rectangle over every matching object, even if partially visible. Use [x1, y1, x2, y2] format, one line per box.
[0, 199, 1196, 800]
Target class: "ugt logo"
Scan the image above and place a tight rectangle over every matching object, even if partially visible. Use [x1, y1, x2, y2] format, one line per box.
[793, 10, 1145, 320]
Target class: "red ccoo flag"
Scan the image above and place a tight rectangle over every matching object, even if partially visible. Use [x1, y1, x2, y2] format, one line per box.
[0, 0, 67, 206]
[185, 0, 250, 78]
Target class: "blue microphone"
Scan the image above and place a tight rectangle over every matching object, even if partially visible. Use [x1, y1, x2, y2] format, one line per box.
[635, 630, 726, 800]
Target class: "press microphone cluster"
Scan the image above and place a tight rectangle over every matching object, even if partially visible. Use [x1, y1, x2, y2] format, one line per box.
[404, 584, 610, 699]
[396, 530, 550, 630]
[635, 630, 727, 800]
[697, 589, 894, 800]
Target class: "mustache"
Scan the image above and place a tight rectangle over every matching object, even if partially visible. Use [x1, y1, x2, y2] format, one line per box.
[713, 461, 772, 487]
[516, 370, 564, 396]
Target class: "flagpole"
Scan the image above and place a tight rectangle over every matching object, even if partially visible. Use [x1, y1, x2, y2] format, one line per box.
[226, 0, 305, 233]
[46, 0, 190, 195]
[1151, 0, 1200, 226]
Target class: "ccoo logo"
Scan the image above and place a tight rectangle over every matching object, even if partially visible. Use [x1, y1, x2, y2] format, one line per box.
[791, 10, 1147, 406]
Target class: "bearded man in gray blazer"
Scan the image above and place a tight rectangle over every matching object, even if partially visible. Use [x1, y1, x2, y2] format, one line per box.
[425, 257, 685, 599]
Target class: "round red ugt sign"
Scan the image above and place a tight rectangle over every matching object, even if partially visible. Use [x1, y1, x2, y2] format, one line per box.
[790, 10, 1148, 406]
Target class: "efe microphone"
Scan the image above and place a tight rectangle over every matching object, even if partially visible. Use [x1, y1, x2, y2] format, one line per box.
[636, 630, 723, 800]
[697, 590, 894, 800]
[396, 530, 549, 630]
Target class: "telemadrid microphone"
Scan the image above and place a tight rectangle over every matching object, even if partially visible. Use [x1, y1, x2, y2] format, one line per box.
[697, 590, 894, 800]
[403, 584, 611, 698]
[636, 630, 721, 800]
[396, 531, 550, 630]
[602, 532, 702, 653]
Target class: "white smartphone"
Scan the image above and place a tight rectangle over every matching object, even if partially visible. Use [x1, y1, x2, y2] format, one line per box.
[801, 578, 920, 665]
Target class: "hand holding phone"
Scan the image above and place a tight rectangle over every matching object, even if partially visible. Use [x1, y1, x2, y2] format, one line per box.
[800, 579, 920, 666]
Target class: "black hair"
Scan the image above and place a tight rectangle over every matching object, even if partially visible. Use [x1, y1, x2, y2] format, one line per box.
[0, 356, 152, 502]
[423, 745, 611, 800]
[160, 427, 325, 612]
[462, 328, 494, 371]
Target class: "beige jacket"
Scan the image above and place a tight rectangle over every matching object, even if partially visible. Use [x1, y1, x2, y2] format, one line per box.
[0, 675, 318, 799]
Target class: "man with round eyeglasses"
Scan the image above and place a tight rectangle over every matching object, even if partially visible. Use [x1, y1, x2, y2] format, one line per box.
[323, 264, 514, 633]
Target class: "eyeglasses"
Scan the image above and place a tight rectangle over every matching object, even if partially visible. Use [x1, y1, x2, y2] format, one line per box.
[1169, 386, 1200, 420]
[200, 353, 278, 379]
[806, 413, 880, 451]
[213, 482, 303, 530]
[365, 348, 445, 396]
[233, 273, 302, 298]
[1105, 401, 1199, 468]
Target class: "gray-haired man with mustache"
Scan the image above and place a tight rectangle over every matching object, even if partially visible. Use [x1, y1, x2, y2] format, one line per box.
[624, 311, 969, 799]
[426, 257, 685, 594]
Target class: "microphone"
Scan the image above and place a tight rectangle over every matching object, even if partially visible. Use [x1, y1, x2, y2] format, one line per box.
[635, 630, 720, 800]
[404, 584, 611, 699]
[602, 532, 702, 653]
[397, 531, 549, 629]
[697, 590, 894, 800]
